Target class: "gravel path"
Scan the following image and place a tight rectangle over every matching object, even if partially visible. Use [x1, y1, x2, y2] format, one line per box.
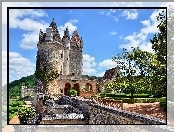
[123, 102, 166, 120]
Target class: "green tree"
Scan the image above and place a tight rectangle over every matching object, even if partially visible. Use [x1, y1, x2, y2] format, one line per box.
[112, 48, 141, 97]
[150, 10, 167, 97]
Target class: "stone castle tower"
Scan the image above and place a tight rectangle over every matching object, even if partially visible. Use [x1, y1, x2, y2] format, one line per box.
[35, 18, 96, 97]
[36, 18, 83, 79]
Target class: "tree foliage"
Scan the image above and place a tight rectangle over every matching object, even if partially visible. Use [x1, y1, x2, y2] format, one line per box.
[150, 10, 167, 96]
[9, 74, 35, 98]
[110, 10, 166, 97]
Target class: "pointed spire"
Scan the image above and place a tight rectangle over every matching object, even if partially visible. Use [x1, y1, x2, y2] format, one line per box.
[63, 26, 70, 38]
[71, 29, 80, 43]
[49, 18, 57, 30]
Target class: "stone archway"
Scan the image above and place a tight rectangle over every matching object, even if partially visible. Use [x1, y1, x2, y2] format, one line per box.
[64, 83, 71, 96]
[73, 83, 80, 96]
[85, 83, 92, 92]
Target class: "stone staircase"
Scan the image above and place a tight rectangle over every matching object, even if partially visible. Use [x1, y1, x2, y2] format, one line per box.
[40, 99, 86, 124]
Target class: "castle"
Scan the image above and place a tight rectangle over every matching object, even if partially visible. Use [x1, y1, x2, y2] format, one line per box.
[35, 18, 97, 97]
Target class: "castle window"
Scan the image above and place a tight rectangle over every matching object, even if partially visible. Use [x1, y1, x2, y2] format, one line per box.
[60, 66, 62, 74]
[61, 51, 63, 58]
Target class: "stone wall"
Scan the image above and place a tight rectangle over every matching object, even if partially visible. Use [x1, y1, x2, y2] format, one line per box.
[46, 79, 97, 97]
[21, 86, 34, 98]
[58, 95, 166, 124]
[37, 42, 64, 74]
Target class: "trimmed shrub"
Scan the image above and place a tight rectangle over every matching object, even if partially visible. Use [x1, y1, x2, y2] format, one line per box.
[112, 97, 166, 103]
[120, 98, 131, 103]
[99, 93, 106, 98]
[134, 97, 166, 103]
[9, 107, 18, 113]
[69, 89, 77, 97]
[18, 107, 35, 124]
[126, 94, 150, 98]
[102, 93, 126, 98]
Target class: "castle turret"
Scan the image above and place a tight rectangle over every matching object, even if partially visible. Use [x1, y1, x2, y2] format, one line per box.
[36, 18, 64, 77]
[68, 29, 83, 79]
[36, 18, 84, 94]
[35, 18, 97, 97]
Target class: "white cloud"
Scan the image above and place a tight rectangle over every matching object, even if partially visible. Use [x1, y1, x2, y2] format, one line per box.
[9, 51, 35, 83]
[98, 59, 118, 69]
[2, 2, 45, 50]
[7, 7, 49, 50]
[9, 17, 49, 31]
[121, 9, 138, 20]
[139, 43, 154, 52]
[140, 20, 151, 27]
[101, 9, 139, 22]
[18, 18, 78, 49]
[97, 72, 105, 77]
[20, 31, 40, 49]
[100, 9, 120, 22]
[119, 32, 140, 51]
[15, 18, 49, 49]
[106, 9, 117, 17]
[70, 19, 78, 23]
[8, 6, 78, 50]
[119, 35, 123, 39]
[58, 21, 78, 38]
[82, 54, 97, 75]
[119, 9, 164, 52]
[2, 51, 35, 86]
[2, 2, 43, 25]
[108, 31, 117, 36]
[100, 11, 104, 15]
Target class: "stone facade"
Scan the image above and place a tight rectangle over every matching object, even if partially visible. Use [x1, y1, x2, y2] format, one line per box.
[21, 86, 34, 98]
[36, 18, 97, 96]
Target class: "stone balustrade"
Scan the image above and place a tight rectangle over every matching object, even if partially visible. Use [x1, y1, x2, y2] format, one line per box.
[58, 95, 166, 124]
[92, 98, 123, 110]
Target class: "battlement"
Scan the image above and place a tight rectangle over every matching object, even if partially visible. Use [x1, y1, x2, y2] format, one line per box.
[38, 18, 83, 52]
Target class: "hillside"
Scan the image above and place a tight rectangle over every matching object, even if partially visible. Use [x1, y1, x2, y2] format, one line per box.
[8, 74, 102, 98]
[9, 74, 35, 98]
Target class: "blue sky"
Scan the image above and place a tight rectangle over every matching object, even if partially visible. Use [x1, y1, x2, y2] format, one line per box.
[2, 2, 171, 86]
[8, 8, 165, 83]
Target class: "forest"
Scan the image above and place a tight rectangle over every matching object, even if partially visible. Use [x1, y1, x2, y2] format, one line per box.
[9, 74, 35, 98]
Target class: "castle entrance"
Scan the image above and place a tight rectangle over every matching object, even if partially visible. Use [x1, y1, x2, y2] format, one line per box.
[64, 83, 71, 96]
[85, 83, 92, 92]
[73, 83, 80, 96]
